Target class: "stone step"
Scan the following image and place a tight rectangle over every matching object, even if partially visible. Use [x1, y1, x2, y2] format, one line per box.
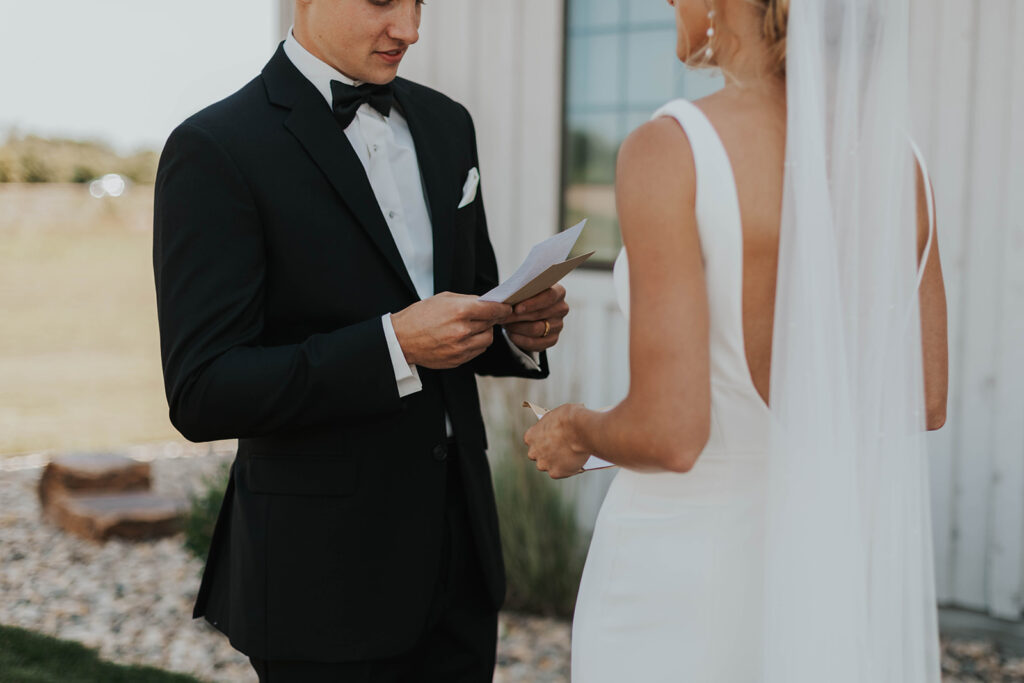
[49, 491, 189, 542]
[39, 453, 151, 509]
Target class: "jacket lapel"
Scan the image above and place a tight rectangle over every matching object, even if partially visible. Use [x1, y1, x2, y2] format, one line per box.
[393, 79, 456, 296]
[262, 47, 419, 300]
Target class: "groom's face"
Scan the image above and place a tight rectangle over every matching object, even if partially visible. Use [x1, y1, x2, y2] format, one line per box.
[295, 0, 422, 85]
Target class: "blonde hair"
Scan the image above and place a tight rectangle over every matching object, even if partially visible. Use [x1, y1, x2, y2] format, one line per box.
[759, 0, 789, 76]
[690, 0, 789, 77]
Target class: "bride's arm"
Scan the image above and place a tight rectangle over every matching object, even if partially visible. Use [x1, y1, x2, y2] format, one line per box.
[916, 163, 948, 431]
[524, 119, 711, 476]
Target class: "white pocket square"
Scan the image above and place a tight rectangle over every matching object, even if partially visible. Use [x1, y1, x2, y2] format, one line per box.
[458, 167, 480, 209]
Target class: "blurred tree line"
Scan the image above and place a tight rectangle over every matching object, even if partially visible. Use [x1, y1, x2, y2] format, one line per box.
[0, 134, 158, 184]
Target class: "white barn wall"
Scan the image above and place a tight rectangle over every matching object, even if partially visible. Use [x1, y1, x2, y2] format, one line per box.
[277, 0, 1024, 620]
[910, 0, 1024, 619]
[989, 4, 1024, 622]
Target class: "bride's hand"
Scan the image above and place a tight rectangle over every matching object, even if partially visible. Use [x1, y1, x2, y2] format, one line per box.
[523, 403, 591, 479]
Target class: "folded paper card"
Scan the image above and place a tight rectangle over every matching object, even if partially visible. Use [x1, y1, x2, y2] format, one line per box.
[480, 220, 594, 305]
[522, 401, 614, 471]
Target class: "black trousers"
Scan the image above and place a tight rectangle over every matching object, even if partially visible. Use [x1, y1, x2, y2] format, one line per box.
[249, 442, 499, 682]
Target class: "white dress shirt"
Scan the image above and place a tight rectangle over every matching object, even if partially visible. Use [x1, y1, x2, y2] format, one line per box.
[283, 31, 538, 407]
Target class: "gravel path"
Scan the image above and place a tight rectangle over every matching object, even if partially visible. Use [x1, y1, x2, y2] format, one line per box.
[0, 443, 568, 682]
[2, 443, 1021, 682]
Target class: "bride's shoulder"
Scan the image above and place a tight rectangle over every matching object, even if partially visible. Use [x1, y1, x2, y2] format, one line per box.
[615, 110, 698, 244]
[617, 114, 696, 193]
[638, 91, 735, 158]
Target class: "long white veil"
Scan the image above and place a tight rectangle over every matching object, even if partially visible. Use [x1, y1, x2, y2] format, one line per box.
[762, 0, 940, 680]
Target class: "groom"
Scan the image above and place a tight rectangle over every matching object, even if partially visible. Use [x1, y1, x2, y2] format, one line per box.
[152, 0, 569, 679]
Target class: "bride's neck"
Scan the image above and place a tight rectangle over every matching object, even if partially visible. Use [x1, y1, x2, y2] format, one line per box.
[715, 4, 786, 98]
[721, 68, 786, 100]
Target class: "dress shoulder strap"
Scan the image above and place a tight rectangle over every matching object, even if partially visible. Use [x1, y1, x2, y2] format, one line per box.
[909, 139, 936, 288]
[651, 99, 741, 231]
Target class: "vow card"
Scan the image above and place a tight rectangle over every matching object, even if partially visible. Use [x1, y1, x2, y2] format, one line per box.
[480, 220, 594, 305]
[522, 401, 614, 472]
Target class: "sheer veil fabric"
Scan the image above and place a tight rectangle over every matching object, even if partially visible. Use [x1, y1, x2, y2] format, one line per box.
[763, 0, 940, 679]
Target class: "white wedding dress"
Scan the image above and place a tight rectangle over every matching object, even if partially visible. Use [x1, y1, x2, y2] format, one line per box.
[571, 99, 771, 682]
[570, 99, 937, 681]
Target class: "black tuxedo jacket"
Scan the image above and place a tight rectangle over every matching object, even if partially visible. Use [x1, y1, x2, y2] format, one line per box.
[153, 45, 548, 662]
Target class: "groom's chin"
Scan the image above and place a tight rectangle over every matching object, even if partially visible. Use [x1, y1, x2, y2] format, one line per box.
[362, 56, 404, 84]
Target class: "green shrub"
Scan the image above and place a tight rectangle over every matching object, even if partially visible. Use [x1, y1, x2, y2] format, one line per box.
[183, 462, 230, 561]
[493, 448, 588, 618]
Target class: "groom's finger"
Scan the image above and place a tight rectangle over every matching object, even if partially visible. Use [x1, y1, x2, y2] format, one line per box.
[502, 298, 570, 325]
[461, 329, 496, 357]
[463, 299, 513, 322]
[510, 285, 566, 317]
[505, 318, 564, 339]
[507, 331, 560, 353]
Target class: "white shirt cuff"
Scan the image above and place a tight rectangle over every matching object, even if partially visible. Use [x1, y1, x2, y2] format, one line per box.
[381, 314, 422, 397]
[501, 328, 542, 372]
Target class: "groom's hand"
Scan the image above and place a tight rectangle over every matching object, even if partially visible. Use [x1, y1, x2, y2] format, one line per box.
[391, 293, 512, 370]
[500, 285, 569, 353]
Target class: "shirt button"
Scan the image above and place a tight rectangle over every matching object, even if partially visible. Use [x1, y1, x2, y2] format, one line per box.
[388, 210, 397, 219]
[372, 144, 379, 153]
[432, 444, 448, 462]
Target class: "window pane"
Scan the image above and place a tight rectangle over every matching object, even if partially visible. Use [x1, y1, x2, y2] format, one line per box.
[569, 0, 622, 30]
[567, 184, 621, 264]
[566, 34, 623, 110]
[627, 0, 674, 25]
[625, 28, 679, 108]
[565, 113, 619, 263]
[566, 113, 619, 186]
[624, 110, 652, 136]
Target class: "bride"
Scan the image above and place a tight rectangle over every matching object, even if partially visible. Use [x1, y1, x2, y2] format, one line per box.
[524, 0, 949, 680]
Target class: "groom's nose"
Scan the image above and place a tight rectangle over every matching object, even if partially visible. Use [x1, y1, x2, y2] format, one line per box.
[387, 2, 420, 46]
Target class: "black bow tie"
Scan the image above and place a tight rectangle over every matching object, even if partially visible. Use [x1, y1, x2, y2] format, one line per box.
[330, 80, 394, 129]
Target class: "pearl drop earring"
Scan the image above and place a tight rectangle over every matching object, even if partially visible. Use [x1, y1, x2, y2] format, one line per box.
[705, 9, 716, 61]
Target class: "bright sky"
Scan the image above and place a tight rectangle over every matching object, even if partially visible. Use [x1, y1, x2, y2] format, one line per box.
[0, 0, 279, 153]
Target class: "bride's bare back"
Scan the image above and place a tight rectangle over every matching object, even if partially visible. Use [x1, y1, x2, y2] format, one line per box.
[695, 86, 947, 421]
[695, 88, 786, 406]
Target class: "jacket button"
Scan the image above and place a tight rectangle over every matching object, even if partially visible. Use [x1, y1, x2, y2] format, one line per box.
[432, 444, 448, 462]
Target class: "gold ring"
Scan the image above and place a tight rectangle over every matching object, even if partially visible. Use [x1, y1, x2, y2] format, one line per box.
[542, 320, 551, 337]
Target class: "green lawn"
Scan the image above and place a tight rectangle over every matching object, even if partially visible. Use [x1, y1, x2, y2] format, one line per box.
[0, 624, 201, 683]
[0, 184, 182, 456]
